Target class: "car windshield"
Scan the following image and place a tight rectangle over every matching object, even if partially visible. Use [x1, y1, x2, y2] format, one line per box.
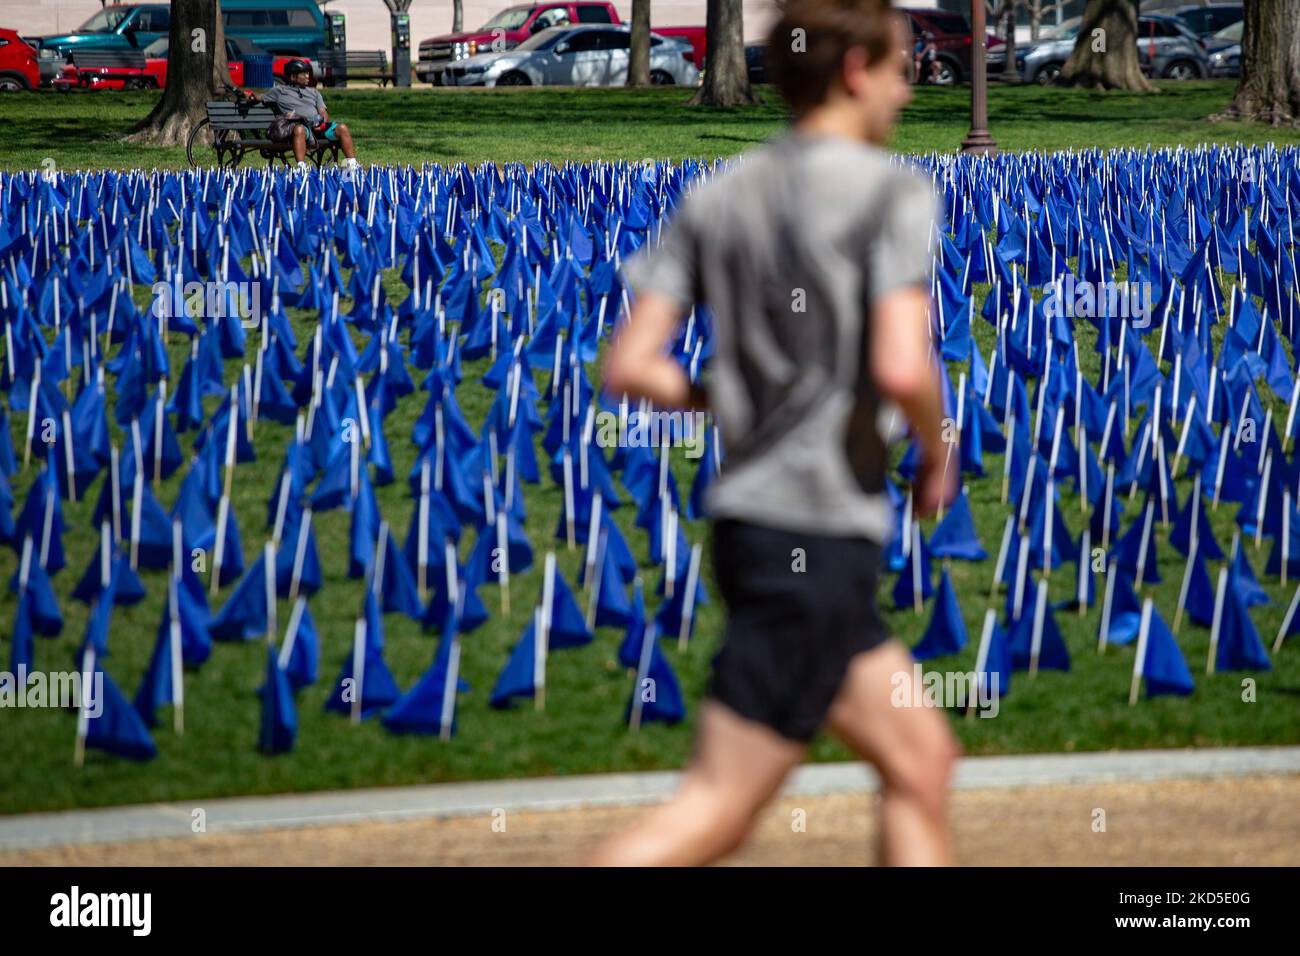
[143, 37, 168, 57]
[1040, 17, 1081, 41]
[1212, 20, 1242, 42]
[514, 27, 565, 51]
[76, 8, 132, 33]
[480, 7, 532, 31]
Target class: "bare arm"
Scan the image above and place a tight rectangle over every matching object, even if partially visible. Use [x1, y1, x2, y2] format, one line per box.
[602, 291, 706, 410]
[871, 286, 952, 515]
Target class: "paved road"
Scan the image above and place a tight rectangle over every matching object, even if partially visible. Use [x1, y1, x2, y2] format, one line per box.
[6, 775, 1297, 866]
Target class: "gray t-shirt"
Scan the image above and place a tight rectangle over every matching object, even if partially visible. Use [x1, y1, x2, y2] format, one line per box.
[623, 132, 938, 542]
[262, 84, 326, 122]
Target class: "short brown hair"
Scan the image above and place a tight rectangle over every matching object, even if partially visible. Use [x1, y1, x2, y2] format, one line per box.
[765, 0, 900, 115]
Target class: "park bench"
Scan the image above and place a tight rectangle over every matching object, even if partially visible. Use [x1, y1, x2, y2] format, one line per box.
[197, 100, 339, 169]
[65, 50, 151, 89]
[318, 50, 394, 87]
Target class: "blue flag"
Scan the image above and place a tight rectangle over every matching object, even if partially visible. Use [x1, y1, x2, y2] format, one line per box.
[929, 489, 987, 561]
[1216, 585, 1272, 672]
[490, 613, 540, 709]
[259, 645, 298, 754]
[1140, 605, 1194, 698]
[912, 568, 968, 660]
[84, 661, 158, 761]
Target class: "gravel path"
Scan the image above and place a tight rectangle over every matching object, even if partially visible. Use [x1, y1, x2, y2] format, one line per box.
[5, 775, 1296, 866]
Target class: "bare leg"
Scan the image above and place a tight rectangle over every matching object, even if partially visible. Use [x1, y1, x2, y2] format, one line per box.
[583, 702, 804, 866]
[826, 640, 960, 866]
[291, 125, 307, 163]
[334, 123, 357, 160]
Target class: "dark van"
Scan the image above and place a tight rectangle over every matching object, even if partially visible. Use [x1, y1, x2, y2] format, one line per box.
[35, 0, 325, 68]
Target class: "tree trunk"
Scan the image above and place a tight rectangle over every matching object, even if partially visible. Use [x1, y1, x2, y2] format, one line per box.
[690, 0, 755, 106]
[627, 0, 651, 86]
[453, 0, 463, 32]
[1029, 0, 1042, 41]
[1213, 0, 1300, 125]
[129, 0, 228, 145]
[1001, 3, 1020, 82]
[1058, 0, 1153, 90]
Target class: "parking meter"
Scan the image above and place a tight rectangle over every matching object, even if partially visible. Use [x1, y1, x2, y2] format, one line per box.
[391, 12, 411, 87]
[326, 12, 347, 87]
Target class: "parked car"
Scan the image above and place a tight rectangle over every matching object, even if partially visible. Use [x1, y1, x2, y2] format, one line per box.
[416, 2, 705, 83]
[899, 7, 1003, 84]
[1000, 14, 1209, 84]
[0, 28, 40, 91]
[220, 0, 328, 56]
[657, 25, 706, 69]
[440, 24, 698, 87]
[419, 2, 616, 83]
[1172, 3, 1242, 38]
[35, 4, 172, 67]
[1205, 19, 1241, 77]
[52, 35, 316, 91]
[35, 0, 325, 80]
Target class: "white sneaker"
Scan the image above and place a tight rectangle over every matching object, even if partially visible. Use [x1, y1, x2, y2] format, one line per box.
[345, 157, 360, 171]
[296, 161, 310, 175]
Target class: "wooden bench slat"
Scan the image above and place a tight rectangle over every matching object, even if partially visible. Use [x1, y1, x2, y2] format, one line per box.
[199, 99, 339, 168]
[320, 49, 393, 85]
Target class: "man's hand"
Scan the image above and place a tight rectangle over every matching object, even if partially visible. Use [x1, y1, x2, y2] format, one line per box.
[913, 452, 957, 519]
[871, 286, 951, 517]
[603, 290, 698, 409]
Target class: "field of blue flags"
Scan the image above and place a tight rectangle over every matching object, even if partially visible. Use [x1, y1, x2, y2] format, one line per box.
[1, 143, 1298, 793]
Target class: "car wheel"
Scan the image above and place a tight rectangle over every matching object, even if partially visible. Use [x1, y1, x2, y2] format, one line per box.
[932, 59, 958, 85]
[1162, 59, 1199, 81]
[1035, 63, 1063, 85]
[497, 71, 531, 86]
[649, 69, 674, 86]
[0, 74, 27, 92]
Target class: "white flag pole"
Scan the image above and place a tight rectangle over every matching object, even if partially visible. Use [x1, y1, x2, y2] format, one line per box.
[1275, 580, 1300, 654]
[1098, 561, 1117, 653]
[350, 617, 366, 725]
[968, 609, 997, 720]
[1130, 598, 1153, 706]
[679, 543, 702, 650]
[1029, 578, 1048, 677]
[496, 511, 510, 614]
[168, 575, 184, 735]
[1207, 565, 1228, 676]
[538, 553, 556, 711]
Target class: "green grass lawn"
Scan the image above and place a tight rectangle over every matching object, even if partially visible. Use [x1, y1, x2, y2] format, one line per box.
[1, 80, 1298, 172]
[0, 81, 1298, 816]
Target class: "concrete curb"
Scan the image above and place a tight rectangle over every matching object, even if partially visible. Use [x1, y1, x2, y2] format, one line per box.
[3, 746, 1298, 852]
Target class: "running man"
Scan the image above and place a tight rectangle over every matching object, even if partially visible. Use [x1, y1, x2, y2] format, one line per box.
[587, 0, 959, 866]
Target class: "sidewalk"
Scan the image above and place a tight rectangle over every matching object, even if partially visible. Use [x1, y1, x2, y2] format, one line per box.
[3, 746, 1298, 854]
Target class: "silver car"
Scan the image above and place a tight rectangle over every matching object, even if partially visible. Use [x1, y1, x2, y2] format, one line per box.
[442, 24, 699, 87]
[1205, 20, 1241, 77]
[991, 15, 1209, 84]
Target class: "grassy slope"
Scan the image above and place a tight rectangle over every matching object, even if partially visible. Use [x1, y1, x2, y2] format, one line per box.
[1, 81, 1299, 172]
[0, 80, 1298, 815]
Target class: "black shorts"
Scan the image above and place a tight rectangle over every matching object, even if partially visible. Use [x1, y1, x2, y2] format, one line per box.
[706, 519, 890, 743]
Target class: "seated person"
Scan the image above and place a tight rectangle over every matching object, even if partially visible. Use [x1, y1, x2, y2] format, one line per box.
[914, 31, 938, 83]
[532, 7, 570, 29]
[246, 59, 358, 172]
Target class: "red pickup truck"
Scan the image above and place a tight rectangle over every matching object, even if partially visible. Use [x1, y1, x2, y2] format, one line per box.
[416, 2, 705, 84]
